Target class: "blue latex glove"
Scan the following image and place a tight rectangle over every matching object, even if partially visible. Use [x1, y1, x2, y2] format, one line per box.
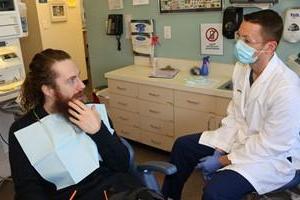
[197, 150, 224, 175]
[201, 170, 213, 181]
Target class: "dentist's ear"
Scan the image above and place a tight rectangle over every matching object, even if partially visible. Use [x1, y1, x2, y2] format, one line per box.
[266, 40, 278, 52]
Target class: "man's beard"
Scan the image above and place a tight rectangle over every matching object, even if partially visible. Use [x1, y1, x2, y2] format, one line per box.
[53, 90, 86, 119]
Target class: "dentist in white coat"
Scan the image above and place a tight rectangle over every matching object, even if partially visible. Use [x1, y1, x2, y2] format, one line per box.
[162, 9, 300, 200]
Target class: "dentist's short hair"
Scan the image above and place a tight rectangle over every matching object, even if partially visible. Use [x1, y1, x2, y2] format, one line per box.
[244, 9, 283, 44]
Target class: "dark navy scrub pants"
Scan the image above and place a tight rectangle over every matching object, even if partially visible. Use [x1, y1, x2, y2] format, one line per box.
[161, 133, 255, 200]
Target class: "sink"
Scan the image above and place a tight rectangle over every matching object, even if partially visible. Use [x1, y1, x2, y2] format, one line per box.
[218, 80, 233, 91]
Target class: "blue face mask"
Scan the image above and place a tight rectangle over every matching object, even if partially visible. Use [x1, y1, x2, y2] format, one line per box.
[234, 40, 258, 64]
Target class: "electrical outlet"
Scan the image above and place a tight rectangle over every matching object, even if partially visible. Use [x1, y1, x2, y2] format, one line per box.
[164, 26, 171, 39]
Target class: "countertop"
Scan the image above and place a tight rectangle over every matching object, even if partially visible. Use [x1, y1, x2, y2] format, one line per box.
[105, 63, 234, 98]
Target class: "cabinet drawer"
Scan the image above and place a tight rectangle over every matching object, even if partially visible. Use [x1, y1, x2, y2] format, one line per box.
[110, 94, 139, 113]
[108, 79, 138, 97]
[174, 107, 212, 137]
[175, 91, 216, 112]
[215, 97, 231, 116]
[140, 116, 174, 137]
[139, 101, 173, 121]
[138, 84, 173, 104]
[114, 123, 141, 141]
[142, 131, 173, 151]
[110, 108, 139, 128]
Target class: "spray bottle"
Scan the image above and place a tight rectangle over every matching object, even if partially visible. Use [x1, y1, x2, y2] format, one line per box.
[200, 56, 210, 76]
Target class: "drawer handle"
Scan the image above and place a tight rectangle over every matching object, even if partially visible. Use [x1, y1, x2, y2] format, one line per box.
[116, 86, 127, 91]
[149, 109, 160, 114]
[150, 124, 161, 130]
[148, 92, 160, 97]
[151, 139, 161, 145]
[118, 116, 129, 121]
[121, 130, 129, 135]
[187, 100, 200, 105]
[117, 102, 128, 106]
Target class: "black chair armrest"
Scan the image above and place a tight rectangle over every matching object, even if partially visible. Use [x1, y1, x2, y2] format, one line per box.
[137, 161, 177, 175]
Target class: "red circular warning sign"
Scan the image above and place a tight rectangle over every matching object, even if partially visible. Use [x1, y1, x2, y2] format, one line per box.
[206, 28, 219, 42]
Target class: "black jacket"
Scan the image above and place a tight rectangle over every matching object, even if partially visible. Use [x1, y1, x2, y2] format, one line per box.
[9, 105, 130, 200]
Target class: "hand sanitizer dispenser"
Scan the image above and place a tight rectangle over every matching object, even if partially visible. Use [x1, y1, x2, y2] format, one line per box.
[200, 56, 210, 76]
[283, 8, 300, 43]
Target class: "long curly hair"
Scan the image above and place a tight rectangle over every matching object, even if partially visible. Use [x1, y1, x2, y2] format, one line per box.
[20, 49, 71, 112]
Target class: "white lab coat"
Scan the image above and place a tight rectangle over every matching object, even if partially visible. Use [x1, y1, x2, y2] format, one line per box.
[199, 53, 300, 194]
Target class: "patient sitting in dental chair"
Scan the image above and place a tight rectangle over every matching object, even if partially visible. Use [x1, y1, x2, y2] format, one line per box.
[9, 49, 164, 200]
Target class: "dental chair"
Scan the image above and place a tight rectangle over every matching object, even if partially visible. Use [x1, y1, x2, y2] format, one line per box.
[120, 137, 177, 193]
[245, 170, 300, 200]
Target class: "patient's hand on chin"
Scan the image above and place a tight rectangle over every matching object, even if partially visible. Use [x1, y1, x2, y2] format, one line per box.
[67, 99, 101, 134]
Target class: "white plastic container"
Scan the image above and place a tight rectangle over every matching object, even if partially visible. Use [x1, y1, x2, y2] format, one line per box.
[283, 8, 300, 43]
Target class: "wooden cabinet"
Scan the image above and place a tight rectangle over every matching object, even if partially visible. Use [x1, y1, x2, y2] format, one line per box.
[107, 74, 231, 151]
[108, 79, 138, 97]
[138, 84, 173, 104]
[109, 79, 139, 141]
[175, 91, 216, 112]
[174, 107, 212, 138]
[138, 100, 173, 121]
[174, 91, 230, 138]
[109, 80, 175, 151]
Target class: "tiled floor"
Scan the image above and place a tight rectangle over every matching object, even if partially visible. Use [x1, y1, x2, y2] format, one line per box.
[0, 140, 203, 200]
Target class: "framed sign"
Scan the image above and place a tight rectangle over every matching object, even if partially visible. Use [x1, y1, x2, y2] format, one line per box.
[49, 2, 68, 22]
[200, 23, 223, 55]
[159, 0, 222, 13]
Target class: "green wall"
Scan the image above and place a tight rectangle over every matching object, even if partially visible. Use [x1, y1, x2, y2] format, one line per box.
[85, 0, 300, 88]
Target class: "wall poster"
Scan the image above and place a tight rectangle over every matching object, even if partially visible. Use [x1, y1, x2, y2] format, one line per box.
[200, 23, 223, 55]
[159, 0, 222, 13]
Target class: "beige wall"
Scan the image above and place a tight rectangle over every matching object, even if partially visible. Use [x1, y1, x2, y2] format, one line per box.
[21, 0, 87, 80]
[20, 1, 42, 72]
